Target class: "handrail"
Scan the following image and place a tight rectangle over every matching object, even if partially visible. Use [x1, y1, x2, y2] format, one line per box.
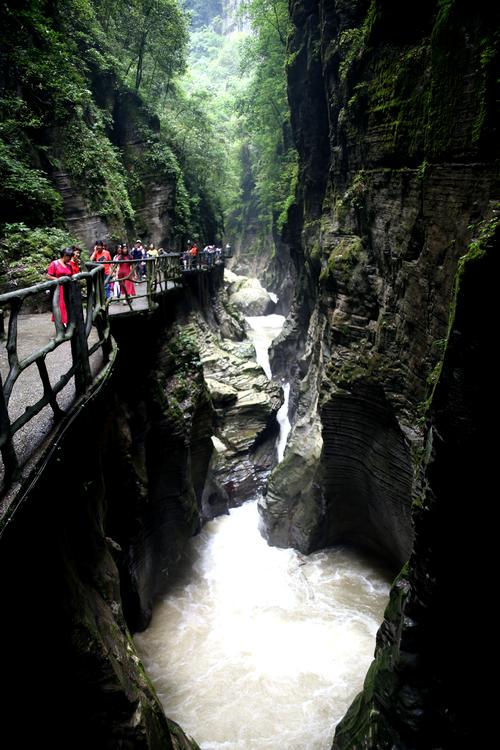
[0, 265, 112, 487]
[91, 251, 225, 312]
[91, 253, 183, 312]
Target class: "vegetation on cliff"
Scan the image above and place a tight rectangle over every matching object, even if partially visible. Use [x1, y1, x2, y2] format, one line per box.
[0, 0, 225, 287]
[182, 0, 297, 260]
[0, 0, 297, 289]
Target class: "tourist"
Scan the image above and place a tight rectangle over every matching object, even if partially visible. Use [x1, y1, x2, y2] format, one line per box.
[68, 246, 82, 275]
[47, 247, 74, 326]
[113, 244, 136, 305]
[132, 240, 146, 279]
[90, 242, 112, 298]
[189, 243, 198, 270]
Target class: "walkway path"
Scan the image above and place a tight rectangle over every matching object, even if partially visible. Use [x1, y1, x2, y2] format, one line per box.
[0, 258, 223, 500]
[108, 279, 177, 315]
[0, 312, 102, 485]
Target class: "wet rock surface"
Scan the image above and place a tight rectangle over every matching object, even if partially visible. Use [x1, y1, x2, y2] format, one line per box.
[0, 375, 202, 750]
[0, 290, 221, 750]
[224, 269, 276, 316]
[332, 211, 499, 750]
[262, 0, 497, 565]
[191, 307, 282, 509]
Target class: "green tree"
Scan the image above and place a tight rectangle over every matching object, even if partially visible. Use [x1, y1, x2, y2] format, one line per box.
[93, 0, 188, 93]
[237, 0, 297, 236]
[182, 0, 223, 29]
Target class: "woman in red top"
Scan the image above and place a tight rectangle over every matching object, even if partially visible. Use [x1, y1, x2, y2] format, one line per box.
[113, 244, 136, 304]
[47, 248, 74, 325]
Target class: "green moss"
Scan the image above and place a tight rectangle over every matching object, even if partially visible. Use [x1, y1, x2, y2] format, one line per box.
[426, 1, 498, 157]
[367, 42, 430, 156]
[319, 236, 364, 284]
[416, 159, 429, 183]
[152, 323, 206, 431]
[417, 210, 500, 422]
[61, 103, 134, 227]
[335, 1, 377, 83]
[338, 27, 364, 82]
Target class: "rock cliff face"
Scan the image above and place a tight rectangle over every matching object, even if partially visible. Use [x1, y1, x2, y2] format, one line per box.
[52, 84, 177, 249]
[108, 310, 216, 633]
[190, 280, 282, 511]
[260, 0, 498, 745]
[225, 269, 276, 316]
[333, 211, 499, 750]
[261, 0, 498, 569]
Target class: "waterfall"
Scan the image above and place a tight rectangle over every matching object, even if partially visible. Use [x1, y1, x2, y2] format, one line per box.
[135, 307, 390, 750]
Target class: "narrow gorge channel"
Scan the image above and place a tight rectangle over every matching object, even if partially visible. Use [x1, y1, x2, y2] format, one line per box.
[135, 306, 391, 750]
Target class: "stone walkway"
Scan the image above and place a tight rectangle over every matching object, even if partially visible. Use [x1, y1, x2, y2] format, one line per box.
[0, 273, 187, 493]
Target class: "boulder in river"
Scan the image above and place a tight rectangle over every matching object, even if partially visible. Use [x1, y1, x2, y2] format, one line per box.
[224, 269, 276, 316]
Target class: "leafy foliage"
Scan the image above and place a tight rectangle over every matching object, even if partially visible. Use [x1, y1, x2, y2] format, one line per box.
[0, 0, 225, 282]
[0, 0, 295, 285]
[0, 0, 137, 231]
[235, 0, 297, 240]
[93, 0, 188, 93]
[179, 0, 297, 252]
[0, 223, 77, 291]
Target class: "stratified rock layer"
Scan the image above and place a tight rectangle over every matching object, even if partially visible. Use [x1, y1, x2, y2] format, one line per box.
[191, 307, 282, 509]
[333, 209, 499, 750]
[261, 0, 498, 569]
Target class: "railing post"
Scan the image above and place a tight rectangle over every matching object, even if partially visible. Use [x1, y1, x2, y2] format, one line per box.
[67, 279, 91, 396]
[146, 258, 154, 309]
[96, 266, 112, 362]
[0, 371, 18, 485]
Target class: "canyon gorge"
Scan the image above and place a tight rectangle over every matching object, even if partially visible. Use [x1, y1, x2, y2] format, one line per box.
[0, 1, 498, 749]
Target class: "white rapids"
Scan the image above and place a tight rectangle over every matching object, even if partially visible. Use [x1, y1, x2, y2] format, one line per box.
[134, 306, 391, 750]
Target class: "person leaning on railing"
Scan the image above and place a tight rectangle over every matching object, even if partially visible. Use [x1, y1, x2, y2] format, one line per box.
[47, 247, 74, 326]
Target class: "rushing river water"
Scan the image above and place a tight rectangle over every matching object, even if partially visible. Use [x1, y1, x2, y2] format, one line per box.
[135, 311, 390, 750]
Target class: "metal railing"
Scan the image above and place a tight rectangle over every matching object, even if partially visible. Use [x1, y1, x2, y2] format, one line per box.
[96, 253, 182, 312]
[0, 249, 225, 489]
[0, 264, 112, 486]
[96, 251, 225, 311]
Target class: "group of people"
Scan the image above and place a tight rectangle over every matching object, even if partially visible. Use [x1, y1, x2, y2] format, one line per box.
[182, 243, 223, 270]
[90, 239, 158, 303]
[46, 237, 225, 325]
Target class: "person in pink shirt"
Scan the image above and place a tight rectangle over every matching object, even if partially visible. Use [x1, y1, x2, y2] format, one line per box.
[113, 244, 136, 304]
[47, 247, 74, 326]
